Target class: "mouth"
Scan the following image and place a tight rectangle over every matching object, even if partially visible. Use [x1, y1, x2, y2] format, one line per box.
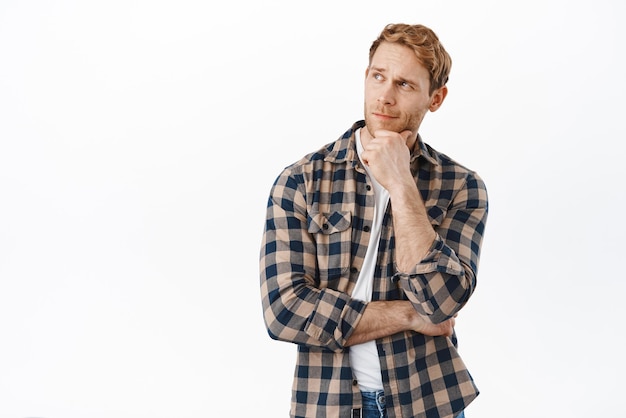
[372, 112, 397, 120]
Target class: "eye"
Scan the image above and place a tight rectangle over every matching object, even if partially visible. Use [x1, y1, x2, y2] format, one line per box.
[373, 73, 383, 81]
[399, 81, 412, 89]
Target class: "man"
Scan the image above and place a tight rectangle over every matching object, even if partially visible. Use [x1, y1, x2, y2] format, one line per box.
[259, 23, 488, 418]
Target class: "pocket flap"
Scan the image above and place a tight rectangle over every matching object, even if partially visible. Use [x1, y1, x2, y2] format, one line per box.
[308, 211, 352, 234]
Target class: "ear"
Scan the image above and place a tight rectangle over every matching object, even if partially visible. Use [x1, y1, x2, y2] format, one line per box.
[429, 85, 448, 112]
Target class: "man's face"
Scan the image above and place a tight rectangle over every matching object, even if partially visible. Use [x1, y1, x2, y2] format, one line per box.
[363, 42, 445, 146]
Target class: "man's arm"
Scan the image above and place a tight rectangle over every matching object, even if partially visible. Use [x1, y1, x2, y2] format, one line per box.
[345, 300, 456, 347]
[362, 130, 488, 324]
[260, 167, 367, 352]
[361, 130, 436, 271]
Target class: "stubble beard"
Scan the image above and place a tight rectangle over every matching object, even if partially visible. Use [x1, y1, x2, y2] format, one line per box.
[364, 108, 412, 138]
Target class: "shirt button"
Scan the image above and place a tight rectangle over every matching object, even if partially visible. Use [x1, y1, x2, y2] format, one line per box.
[363, 225, 371, 232]
[351, 267, 358, 274]
[352, 379, 358, 386]
[366, 185, 371, 191]
[322, 223, 329, 230]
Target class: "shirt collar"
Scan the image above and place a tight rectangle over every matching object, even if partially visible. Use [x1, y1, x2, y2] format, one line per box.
[411, 134, 438, 166]
[324, 120, 439, 167]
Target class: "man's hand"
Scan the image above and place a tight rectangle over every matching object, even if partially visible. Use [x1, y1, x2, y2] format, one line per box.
[360, 129, 414, 192]
[411, 313, 457, 337]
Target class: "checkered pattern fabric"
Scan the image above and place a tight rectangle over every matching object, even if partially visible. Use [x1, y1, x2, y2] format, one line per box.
[260, 120, 488, 418]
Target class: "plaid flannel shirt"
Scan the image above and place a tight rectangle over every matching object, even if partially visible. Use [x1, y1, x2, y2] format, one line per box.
[260, 120, 488, 418]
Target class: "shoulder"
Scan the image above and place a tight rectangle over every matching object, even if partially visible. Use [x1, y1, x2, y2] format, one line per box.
[421, 143, 488, 213]
[278, 121, 363, 178]
[426, 143, 486, 188]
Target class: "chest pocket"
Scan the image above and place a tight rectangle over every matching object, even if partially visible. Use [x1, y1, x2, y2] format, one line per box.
[307, 211, 352, 286]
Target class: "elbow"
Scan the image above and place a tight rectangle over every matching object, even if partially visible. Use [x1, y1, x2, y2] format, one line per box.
[406, 273, 474, 324]
[262, 308, 289, 342]
[262, 301, 306, 345]
[266, 324, 282, 341]
[428, 283, 473, 324]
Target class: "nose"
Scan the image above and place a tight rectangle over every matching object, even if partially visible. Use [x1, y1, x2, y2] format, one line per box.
[377, 83, 395, 106]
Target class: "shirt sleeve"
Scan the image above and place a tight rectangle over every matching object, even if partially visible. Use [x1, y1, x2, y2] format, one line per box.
[394, 171, 489, 324]
[259, 168, 366, 352]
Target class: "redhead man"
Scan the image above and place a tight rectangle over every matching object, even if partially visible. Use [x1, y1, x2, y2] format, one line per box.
[260, 23, 488, 418]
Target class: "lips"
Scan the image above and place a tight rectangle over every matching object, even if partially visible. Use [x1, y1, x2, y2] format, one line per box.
[373, 112, 397, 119]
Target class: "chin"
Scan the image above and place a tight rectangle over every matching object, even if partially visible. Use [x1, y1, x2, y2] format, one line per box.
[376, 122, 404, 133]
[365, 118, 387, 130]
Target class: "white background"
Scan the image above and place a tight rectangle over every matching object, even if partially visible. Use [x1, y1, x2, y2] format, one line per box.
[1, 1, 625, 417]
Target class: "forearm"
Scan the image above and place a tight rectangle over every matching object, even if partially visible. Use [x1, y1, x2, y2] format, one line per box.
[345, 301, 415, 346]
[395, 220, 487, 323]
[388, 176, 487, 323]
[345, 300, 455, 346]
[388, 180, 436, 272]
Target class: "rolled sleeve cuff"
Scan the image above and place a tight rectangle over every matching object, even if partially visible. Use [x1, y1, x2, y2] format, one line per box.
[399, 234, 464, 276]
[392, 235, 467, 319]
[303, 288, 367, 351]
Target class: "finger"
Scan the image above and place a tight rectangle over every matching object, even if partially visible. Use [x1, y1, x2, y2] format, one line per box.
[373, 129, 396, 138]
[373, 129, 411, 141]
[400, 130, 413, 141]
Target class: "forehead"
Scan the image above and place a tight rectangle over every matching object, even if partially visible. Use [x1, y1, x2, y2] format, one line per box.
[370, 42, 429, 80]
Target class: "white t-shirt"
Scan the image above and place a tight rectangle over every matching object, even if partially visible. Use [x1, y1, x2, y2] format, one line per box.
[349, 128, 390, 391]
